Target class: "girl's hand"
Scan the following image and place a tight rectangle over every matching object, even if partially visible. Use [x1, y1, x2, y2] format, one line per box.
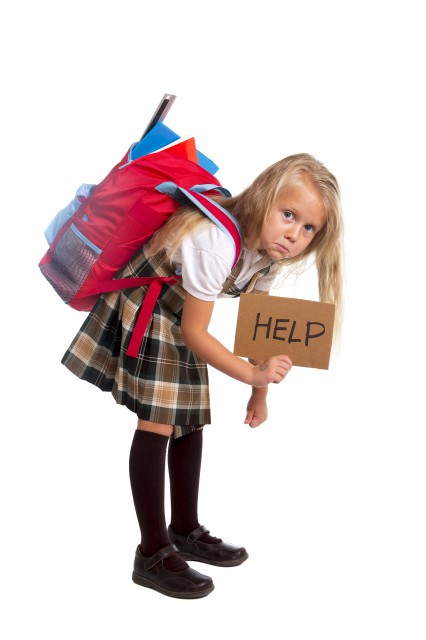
[250, 355, 292, 387]
[244, 393, 268, 428]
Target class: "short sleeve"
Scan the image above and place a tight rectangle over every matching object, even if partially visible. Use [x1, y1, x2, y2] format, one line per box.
[179, 224, 235, 301]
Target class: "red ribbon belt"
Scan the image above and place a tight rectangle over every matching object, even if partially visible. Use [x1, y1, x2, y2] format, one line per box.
[95, 275, 182, 358]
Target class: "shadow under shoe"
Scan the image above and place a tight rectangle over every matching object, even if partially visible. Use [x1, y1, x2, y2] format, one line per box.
[169, 525, 249, 567]
[132, 543, 214, 599]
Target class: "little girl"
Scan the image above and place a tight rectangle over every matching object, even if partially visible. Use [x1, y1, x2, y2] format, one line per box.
[62, 152, 343, 599]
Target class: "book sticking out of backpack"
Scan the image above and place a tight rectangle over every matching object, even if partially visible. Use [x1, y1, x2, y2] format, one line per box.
[39, 94, 242, 357]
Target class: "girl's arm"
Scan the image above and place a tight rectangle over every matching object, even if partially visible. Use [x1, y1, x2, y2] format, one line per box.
[181, 293, 292, 388]
[245, 290, 270, 427]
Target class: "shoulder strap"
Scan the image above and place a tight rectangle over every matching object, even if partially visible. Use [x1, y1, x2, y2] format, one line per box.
[155, 182, 242, 268]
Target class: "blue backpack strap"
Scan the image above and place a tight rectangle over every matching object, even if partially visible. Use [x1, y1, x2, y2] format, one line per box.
[155, 181, 242, 267]
[156, 181, 231, 201]
[189, 184, 232, 197]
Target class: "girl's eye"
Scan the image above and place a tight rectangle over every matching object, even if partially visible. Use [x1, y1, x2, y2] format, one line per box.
[283, 210, 294, 220]
[304, 225, 314, 233]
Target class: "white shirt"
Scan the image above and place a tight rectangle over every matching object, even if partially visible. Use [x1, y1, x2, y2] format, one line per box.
[172, 223, 280, 301]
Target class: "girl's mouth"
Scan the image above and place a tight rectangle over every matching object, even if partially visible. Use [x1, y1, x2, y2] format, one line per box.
[275, 243, 289, 254]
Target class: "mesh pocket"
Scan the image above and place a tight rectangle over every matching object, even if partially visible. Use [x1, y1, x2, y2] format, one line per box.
[40, 226, 99, 303]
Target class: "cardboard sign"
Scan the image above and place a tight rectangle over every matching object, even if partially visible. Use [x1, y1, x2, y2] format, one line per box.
[233, 294, 335, 369]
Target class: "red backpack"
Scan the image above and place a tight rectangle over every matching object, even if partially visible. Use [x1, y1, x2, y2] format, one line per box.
[39, 142, 242, 357]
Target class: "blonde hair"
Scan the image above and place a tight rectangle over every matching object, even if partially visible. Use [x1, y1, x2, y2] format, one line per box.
[147, 153, 344, 334]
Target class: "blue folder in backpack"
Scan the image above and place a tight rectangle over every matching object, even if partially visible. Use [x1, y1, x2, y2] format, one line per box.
[130, 121, 219, 174]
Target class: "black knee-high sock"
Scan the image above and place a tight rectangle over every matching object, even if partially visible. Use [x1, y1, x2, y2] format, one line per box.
[129, 430, 170, 555]
[129, 430, 189, 570]
[168, 429, 220, 543]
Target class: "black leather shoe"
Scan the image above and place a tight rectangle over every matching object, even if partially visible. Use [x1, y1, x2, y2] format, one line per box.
[132, 544, 214, 599]
[168, 525, 249, 567]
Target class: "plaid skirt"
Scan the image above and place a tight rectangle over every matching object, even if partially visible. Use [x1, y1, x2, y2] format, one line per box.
[61, 248, 211, 438]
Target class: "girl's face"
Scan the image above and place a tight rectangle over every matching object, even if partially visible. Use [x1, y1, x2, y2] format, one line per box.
[259, 178, 327, 260]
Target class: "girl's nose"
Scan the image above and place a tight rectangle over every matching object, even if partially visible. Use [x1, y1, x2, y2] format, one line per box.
[285, 225, 299, 242]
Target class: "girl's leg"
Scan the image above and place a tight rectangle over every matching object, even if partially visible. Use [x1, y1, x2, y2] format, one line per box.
[168, 428, 219, 543]
[129, 420, 214, 597]
[137, 418, 173, 437]
[129, 420, 187, 570]
[168, 428, 249, 567]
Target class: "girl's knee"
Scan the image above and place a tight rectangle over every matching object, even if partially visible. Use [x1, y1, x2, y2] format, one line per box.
[137, 419, 173, 437]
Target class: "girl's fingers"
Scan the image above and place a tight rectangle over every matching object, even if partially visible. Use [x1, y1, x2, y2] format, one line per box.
[245, 409, 263, 427]
[274, 365, 291, 378]
[249, 417, 262, 428]
[244, 410, 254, 424]
[254, 356, 292, 386]
[271, 363, 292, 383]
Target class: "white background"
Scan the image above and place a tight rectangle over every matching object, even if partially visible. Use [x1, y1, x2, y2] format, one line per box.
[1, 0, 425, 638]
